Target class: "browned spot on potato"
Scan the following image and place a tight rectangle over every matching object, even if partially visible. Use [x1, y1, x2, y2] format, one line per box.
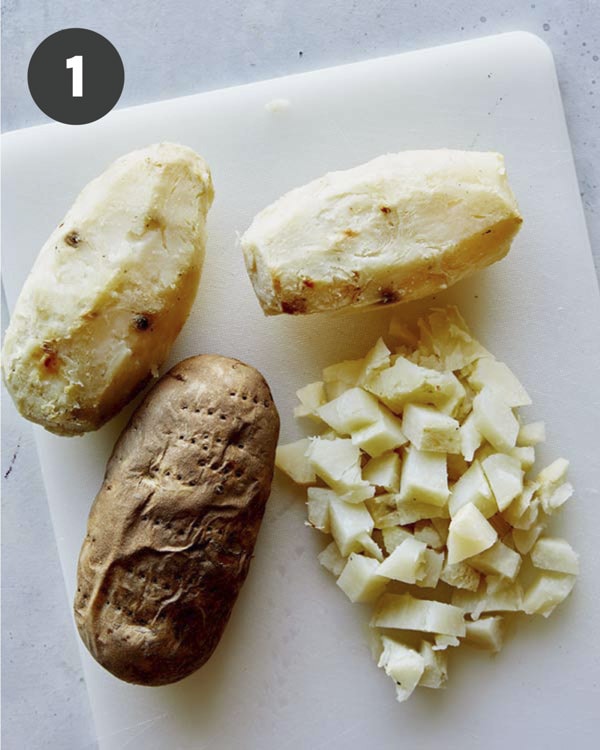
[133, 314, 153, 332]
[379, 287, 401, 305]
[82, 310, 99, 321]
[65, 231, 81, 247]
[272, 276, 282, 294]
[380, 206, 391, 214]
[36, 342, 61, 375]
[144, 216, 162, 231]
[281, 297, 307, 315]
[343, 229, 359, 237]
[302, 278, 315, 288]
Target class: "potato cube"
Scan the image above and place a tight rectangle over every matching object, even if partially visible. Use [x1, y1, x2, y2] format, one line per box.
[416, 549, 445, 588]
[522, 572, 576, 617]
[413, 520, 444, 549]
[402, 403, 461, 453]
[371, 593, 466, 637]
[395, 498, 450, 525]
[381, 525, 414, 554]
[317, 541, 346, 577]
[467, 357, 531, 407]
[512, 522, 545, 555]
[508, 446, 536, 471]
[306, 487, 332, 532]
[530, 537, 579, 575]
[447, 503, 498, 564]
[432, 634, 460, 650]
[275, 438, 317, 484]
[460, 413, 483, 462]
[472, 387, 519, 452]
[517, 421, 546, 447]
[418, 641, 448, 688]
[328, 497, 374, 556]
[316, 387, 382, 435]
[481, 453, 524, 512]
[293, 381, 326, 419]
[449, 460, 497, 519]
[363, 451, 401, 492]
[420, 306, 491, 370]
[502, 481, 539, 528]
[378, 637, 425, 703]
[322, 358, 364, 386]
[469, 540, 522, 580]
[358, 337, 391, 383]
[399, 446, 449, 507]
[440, 560, 481, 591]
[306, 437, 370, 497]
[464, 616, 505, 652]
[365, 357, 463, 414]
[377, 537, 427, 583]
[351, 407, 407, 457]
[336, 553, 388, 603]
[536, 459, 572, 513]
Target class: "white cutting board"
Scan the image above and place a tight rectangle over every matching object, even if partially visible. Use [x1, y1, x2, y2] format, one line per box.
[3, 32, 600, 750]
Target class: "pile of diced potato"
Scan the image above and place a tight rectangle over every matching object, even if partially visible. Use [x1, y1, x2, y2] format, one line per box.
[276, 306, 578, 703]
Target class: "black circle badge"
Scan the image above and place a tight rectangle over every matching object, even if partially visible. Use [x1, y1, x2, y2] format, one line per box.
[28, 28, 124, 125]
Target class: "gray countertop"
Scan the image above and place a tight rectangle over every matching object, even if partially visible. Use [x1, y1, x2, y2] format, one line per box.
[1, 2, 598, 748]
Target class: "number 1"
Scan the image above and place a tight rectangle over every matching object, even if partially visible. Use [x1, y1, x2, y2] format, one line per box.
[66, 55, 83, 97]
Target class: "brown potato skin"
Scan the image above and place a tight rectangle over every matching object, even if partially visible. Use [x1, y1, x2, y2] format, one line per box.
[74, 355, 280, 686]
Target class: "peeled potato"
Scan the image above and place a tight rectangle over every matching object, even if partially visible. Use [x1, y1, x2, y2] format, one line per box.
[2, 143, 213, 435]
[241, 150, 522, 315]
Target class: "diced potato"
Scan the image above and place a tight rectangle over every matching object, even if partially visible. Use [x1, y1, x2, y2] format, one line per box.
[502, 481, 539, 528]
[460, 413, 483, 461]
[508, 446, 536, 471]
[440, 560, 481, 591]
[351, 407, 407, 457]
[366, 494, 400, 528]
[318, 541, 346, 577]
[389, 317, 419, 347]
[275, 439, 317, 484]
[447, 503, 498, 564]
[536, 459, 573, 513]
[517, 421, 546, 447]
[336, 554, 388, 603]
[306, 487, 332, 532]
[306, 437, 370, 497]
[530, 537, 579, 575]
[395, 497, 450, 525]
[363, 451, 401, 492]
[432, 634, 460, 651]
[452, 580, 522, 615]
[418, 306, 491, 371]
[322, 358, 363, 386]
[481, 453, 524, 512]
[469, 540, 522, 580]
[381, 525, 414, 554]
[431, 517, 450, 545]
[402, 403, 461, 453]
[356, 531, 384, 562]
[413, 520, 444, 549]
[464, 616, 505, 652]
[399, 446, 449, 507]
[293, 381, 326, 419]
[377, 636, 425, 703]
[416, 549, 445, 588]
[364, 357, 463, 414]
[522, 572, 576, 617]
[329, 497, 374, 556]
[371, 593, 466, 637]
[467, 357, 531, 407]
[419, 641, 448, 688]
[377, 537, 428, 584]
[472, 387, 519, 452]
[358, 338, 391, 384]
[448, 461, 497, 519]
[317, 387, 381, 435]
[324, 380, 350, 400]
[512, 522, 545, 555]
[436, 374, 467, 419]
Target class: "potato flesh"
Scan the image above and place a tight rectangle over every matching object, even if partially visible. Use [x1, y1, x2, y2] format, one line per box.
[277, 305, 578, 702]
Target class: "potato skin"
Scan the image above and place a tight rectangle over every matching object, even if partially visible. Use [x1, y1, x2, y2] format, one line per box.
[74, 355, 280, 686]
